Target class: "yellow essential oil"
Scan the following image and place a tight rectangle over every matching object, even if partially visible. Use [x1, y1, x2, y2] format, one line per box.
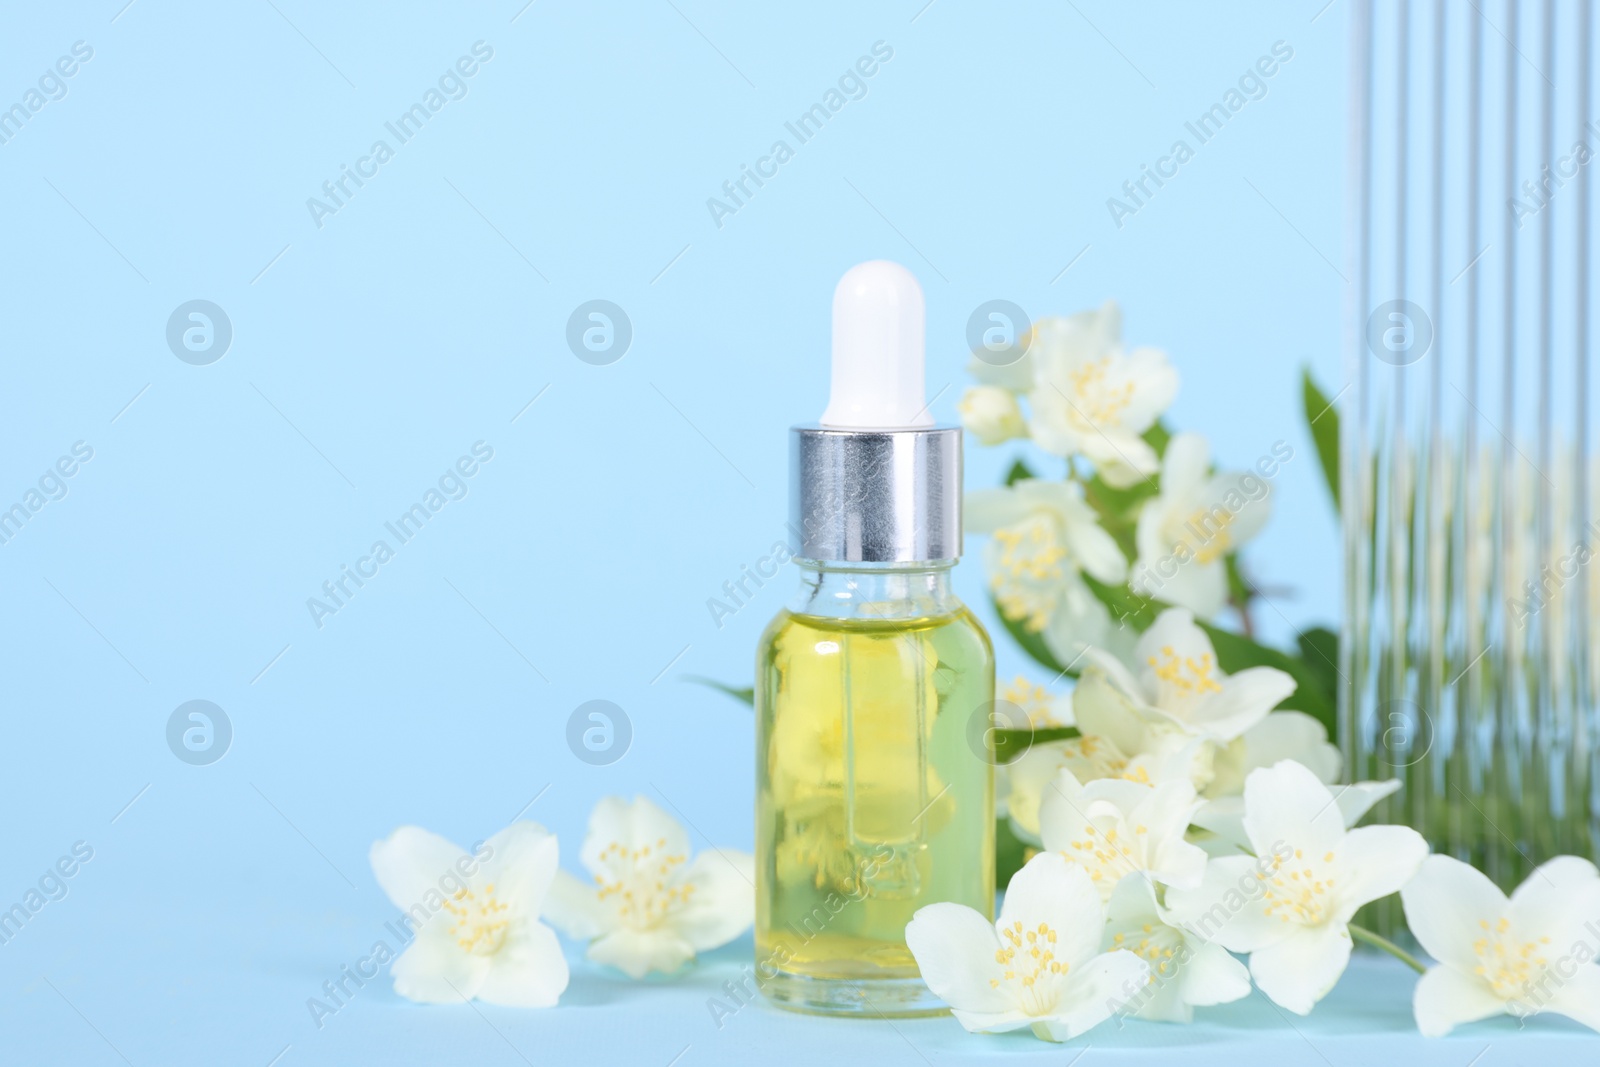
[755, 563, 994, 1016]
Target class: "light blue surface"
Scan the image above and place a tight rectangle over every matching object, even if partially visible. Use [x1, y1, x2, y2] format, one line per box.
[3, 1, 1562, 1063]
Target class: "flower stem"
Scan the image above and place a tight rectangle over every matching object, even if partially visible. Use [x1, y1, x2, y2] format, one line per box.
[1349, 923, 1427, 974]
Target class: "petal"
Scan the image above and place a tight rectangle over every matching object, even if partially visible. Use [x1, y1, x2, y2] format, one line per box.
[1151, 841, 1209, 893]
[1189, 667, 1296, 742]
[1013, 480, 1127, 584]
[1102, 880, 1226, 1023]
[370, 827, 472, 912]
[1134, 609, 1209, 689]
[1080, 649, 1149, 707]
[1237, 711, 1342, 784]
[476, 921, 569, 1007]
[948, 1008, 1035, 1034]
[389, 927, 491, 1004]
[958, 386, 1026, 446]
[1165, 855, 1285, 953]
[1062, 509, 1130, 586]
[1331, 824, 1430, 919]
[1189, 797, 1249, 854]
[1041, 581, 1119, 663]
[1031, 304, 1120, 377]
[1084, 432, 1159, 484]
[1007, 734, 1138, 842]
[1129, 780, 1208, 889]
[1241, 760, 1346, 859]
[1041, 949, 1151, 1038]
[1036, 768, 1088, 855]
[1412, 965, 1507, 1037]
[1125, 977, 1192, 1023]
[1400, 855, 1507, 970]
[1078, 774, 1159, 811]
[587, 928, 696, 979]
[1071, 664, 1158, 757]
[1002, 743, 1068, 842]
[1219, 480, 1272, 544]
[1506, 856, 1600, 950]
[673, 850, 755, 951]
[1103, 873, 1160, 929]
[1177, 940, 1252, 1008]
[1119, 346, 1178, 427]
[1000, 852, 1106, 967]
[1026, 389, 1085, 458]
[1160, 433, 1212, 492]
[477, 822, 559, 913]
[966, 348, 1034, 392]
[1544, 965, 1600, 1034]
[964, 487, 1031, 534]
[541, 870, 611, 941]
[1248, 924, 1353, 1015]
[1330, 779, 1401, 828]
[1155, 562, 1229, 620]
[1099, 454, 1155, 490]
[581, 796, 690, 881]
[903, 902, 1013, 1015]
[1085, 300, 1124, 352]
[1132, 494, 1171, 575]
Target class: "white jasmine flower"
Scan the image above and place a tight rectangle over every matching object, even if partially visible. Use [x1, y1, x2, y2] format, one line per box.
[958, 385, 1028, 446]
[998, 674, 1074, 729]
[1102, 876, 1252, 1023]
[966, 479, 1128, 662]
[1401, 854, 1600, 1036]
[1004, 729, 1208, 845]
[1131, 433, 1271, 617]
[1165, 760, 1429, 1014]
[1004, 736, 1124, 844]
[1024, 303, 1179, 487]
[1003, 673, 1213, 845]
[1078, 607, 1295, 745]
[1038, 769, 1208, 899]
[543, 796, 754, 979]
[904, 852, 1149, 1041]
[369, 822, 568, 1007]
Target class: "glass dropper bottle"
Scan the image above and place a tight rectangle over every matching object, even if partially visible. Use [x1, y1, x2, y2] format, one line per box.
[754, 260, 995, 1017]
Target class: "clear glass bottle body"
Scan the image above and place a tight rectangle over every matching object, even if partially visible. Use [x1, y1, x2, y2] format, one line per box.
[754, 559, 994, 1017]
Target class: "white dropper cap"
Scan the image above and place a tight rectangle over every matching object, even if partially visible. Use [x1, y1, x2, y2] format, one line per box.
[819, 260, 934, 430]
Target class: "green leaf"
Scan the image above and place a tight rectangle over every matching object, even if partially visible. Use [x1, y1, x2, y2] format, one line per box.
[1302, 368, 1340, 510]
[1295, 626, 1342, 723]
[988, 595, 1072, 675]
[1142, 419, 1172, 459]
[1010, 725, 1081, 747]
[1082, 573, 1159, 634]
[991, 725, 1082, 767]
[684, 676, 754, 707]
[1004, 458, 1037, 486]
[1199, 622, 1337, 739]
[1224, 554, 1254, 610]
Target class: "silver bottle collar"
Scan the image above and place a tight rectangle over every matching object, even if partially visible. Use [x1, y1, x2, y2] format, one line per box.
[790, 425, 962, 564]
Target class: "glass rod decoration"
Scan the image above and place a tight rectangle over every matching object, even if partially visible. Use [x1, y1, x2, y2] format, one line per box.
[1342, 0, 1597, 936]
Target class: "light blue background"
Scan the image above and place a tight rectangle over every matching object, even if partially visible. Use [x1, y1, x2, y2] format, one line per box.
[0, 1, 1508, 1063]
